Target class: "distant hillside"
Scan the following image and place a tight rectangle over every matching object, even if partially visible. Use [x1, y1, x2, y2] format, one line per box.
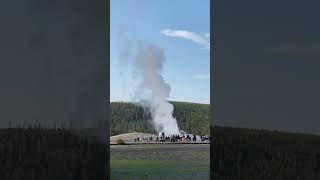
[110, 101, 210, 136]
[211, 126, 320, 179]
[0, 128, 107, 180]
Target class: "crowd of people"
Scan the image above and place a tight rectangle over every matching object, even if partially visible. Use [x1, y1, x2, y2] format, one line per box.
[134, 132, 210, 143]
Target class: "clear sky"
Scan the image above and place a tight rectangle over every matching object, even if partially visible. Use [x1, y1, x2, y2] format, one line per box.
[110, 0, 210, 104]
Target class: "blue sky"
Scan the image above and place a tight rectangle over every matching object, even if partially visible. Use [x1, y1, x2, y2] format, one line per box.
[110, 0, 210, 104]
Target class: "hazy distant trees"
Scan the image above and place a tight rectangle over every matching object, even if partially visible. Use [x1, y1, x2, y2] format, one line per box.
[110, 101, 210, 136]
[211, 126, 320, 179]
[0, 128, 107, 180]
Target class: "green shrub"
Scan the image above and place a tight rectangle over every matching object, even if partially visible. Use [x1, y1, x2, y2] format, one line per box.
[116, 139, 125, 145]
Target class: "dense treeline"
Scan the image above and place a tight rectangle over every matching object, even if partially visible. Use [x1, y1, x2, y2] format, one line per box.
[110, 101, 210, 136]
[211, 126, 320, 180]
[0, 128, 107, 180]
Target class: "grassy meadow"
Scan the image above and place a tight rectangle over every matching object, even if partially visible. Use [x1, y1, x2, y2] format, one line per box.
[110, 144, 210, 180]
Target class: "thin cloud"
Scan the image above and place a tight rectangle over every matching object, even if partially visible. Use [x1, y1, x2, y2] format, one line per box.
[161, 29, 210, 49]
[192, 74, 210, 79]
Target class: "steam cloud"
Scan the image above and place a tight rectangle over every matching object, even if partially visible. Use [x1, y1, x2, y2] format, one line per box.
[133, 45, 180, 135]
[116, 26, 180, 135]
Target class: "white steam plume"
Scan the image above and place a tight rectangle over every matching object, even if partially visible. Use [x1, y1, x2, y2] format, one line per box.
[133, 45, 180, 135]
[116, 26, 180, 135]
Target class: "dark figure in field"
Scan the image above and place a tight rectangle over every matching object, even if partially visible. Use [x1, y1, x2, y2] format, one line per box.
[193, 135, 196, 141]
[137, 137, 139, 142]
[156, 136, 159, 142]
[160, 132, 165, 139]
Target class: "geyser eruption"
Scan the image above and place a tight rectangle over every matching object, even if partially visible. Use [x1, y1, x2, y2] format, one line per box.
[133, 45, 180, 135]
